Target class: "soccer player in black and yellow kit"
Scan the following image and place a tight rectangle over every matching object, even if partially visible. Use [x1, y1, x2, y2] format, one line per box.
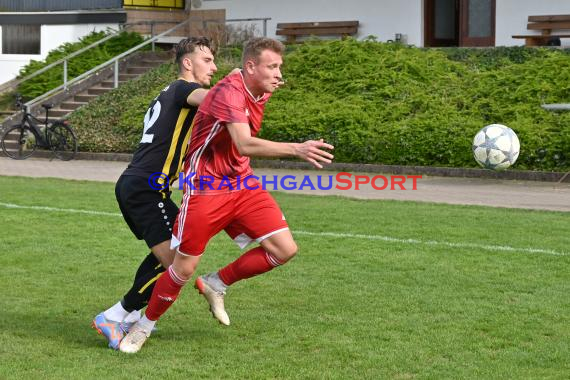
[92, 37, 218, 349]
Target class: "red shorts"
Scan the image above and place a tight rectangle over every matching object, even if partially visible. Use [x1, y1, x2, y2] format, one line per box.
[171, 187, 289, 256]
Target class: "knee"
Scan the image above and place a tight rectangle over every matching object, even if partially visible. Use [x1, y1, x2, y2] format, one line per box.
[172, 255, 199, 281]
[273, 241, 298, 263]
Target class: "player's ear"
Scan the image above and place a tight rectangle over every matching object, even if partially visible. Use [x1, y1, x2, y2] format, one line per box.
[244, 59, 256, 75]
[182, 56, 193, 72]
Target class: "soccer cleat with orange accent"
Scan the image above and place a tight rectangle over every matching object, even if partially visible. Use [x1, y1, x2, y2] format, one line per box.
[92, 313, 126, 350]
[195, 275, 230, 326]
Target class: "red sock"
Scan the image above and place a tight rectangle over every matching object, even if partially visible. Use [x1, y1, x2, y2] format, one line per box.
[218, 247, 284, 286]
[145, 266, 187, 321]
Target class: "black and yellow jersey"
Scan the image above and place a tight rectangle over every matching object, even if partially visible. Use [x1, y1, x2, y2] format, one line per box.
[123, 79, 201, 190]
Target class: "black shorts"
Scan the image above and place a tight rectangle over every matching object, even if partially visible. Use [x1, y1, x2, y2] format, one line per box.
[115, 174, 179, 248]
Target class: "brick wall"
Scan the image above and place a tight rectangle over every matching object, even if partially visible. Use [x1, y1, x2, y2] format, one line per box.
[126, 9, 226, 38]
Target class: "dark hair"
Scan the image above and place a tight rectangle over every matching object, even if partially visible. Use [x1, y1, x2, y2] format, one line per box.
[173, 36, 212, 69]
[242, 37, 285, 66]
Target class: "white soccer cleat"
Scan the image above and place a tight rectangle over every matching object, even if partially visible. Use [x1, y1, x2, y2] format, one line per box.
[118, 323, 151, 354]
[195, 275, 230, 326]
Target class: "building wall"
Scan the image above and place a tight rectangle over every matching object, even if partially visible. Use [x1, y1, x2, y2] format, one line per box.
[497, 0, 570, 47]
[0, 23, 118, 84]
[198, 0, 570, 47]
[125, 8, 225, 45]
[199, 0, 424, 46]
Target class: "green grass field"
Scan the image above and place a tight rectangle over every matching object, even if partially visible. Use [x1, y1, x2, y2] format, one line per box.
[1, 176, 569, 379]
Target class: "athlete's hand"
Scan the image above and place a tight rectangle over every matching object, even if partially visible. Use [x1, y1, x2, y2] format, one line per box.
[294, 139, 334, 169]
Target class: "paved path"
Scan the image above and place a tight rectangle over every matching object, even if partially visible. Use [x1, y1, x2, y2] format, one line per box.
[0, 157, 569, 212]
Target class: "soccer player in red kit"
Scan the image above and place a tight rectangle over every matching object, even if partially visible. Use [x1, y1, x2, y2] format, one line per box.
[120, 37, 334, 353]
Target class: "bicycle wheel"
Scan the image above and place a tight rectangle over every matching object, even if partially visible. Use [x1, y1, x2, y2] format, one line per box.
[1, 125, 37, 160]
[48, 122, 77, 161]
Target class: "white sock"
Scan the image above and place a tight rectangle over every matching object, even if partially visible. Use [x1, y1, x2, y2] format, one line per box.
[103, 302, 130, 322]
[123, 310, 141, 323]
[207, 272, 228, 293]
[137, 315, 157, 334]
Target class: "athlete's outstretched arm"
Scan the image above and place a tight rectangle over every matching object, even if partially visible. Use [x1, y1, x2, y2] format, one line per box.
[227, 122, 334, 169]
[186, 89, 209, 106]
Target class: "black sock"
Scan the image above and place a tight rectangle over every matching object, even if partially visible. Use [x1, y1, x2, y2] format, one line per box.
[121, 253, 165, 312]
[134, 252, 161, 279]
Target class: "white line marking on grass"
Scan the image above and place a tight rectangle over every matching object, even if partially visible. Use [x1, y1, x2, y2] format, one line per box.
[1, 202, 567, 257]
[294, 231, 568, 257]
[0, 202, 122, 217]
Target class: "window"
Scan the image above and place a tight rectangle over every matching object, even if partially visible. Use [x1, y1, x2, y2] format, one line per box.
[2, 24, 41, 54]
[123, 0, 185, 9]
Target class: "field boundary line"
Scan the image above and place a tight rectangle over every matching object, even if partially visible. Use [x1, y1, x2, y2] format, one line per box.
[0, 202, 122, 217]
[293, 231, 568, 257]
[1, 201, 567, 257]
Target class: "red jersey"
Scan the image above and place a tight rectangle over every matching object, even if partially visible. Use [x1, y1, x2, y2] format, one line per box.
[182, 72, 271, 194]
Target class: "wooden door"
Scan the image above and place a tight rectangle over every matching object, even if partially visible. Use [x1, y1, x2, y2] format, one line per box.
[425, 0, 495, 47]
[425, 0, 459, 47]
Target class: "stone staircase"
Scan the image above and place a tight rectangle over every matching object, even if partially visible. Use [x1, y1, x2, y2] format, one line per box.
[0, 50, 171, 159]
[31, 50, 170, 125]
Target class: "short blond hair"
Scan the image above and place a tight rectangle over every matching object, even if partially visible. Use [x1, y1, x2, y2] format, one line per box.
[242, 37, 285, 66]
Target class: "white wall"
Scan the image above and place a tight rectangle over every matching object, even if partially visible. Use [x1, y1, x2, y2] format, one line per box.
[200, 0, 570, 47]
[496, 0, 570, 47]
[0, 23, 118, 84]
[199, 0, 424, 46]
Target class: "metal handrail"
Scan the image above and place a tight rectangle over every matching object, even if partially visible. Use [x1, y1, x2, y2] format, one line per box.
[0, 20, 187, 95]
[24, 19, 191, 108]
[16, 16, 271, 108]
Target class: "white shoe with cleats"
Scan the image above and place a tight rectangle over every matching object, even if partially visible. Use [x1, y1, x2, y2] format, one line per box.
[119, 323, 151, 354]
[195, 275, 230, 326]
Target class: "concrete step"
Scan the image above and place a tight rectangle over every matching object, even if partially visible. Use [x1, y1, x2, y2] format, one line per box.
[74, 93, 98, 103]
[2, 126, 47, 143]
[60, 101, 86, 110]
[87, 87, 111, 96]
[42, 109, 73, 118]
[126, 66, 150, 75]
[140, 59, 167, 67]
[118, 73, 139, 82]
[100, 80, 127, 88]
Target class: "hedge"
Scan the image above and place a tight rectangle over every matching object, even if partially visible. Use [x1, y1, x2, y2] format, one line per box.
[69, 40, 570, 171]
[17, 30, 146, 100]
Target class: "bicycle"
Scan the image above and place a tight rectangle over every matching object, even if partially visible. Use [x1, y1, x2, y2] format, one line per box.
[1, 95, 77, 160]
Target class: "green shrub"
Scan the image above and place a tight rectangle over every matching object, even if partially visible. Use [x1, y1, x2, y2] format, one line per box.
[260, 40, 570, 170]
[70, 40, 570, 171]
[17, 30, 146, 100]
[68, 57, 238, 153]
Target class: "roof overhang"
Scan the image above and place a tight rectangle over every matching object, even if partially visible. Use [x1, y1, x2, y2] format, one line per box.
[0, 10, 127, 25]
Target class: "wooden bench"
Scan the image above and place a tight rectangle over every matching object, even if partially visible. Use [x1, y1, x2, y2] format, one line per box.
[512, 15, 570, 46]
[276, 21, 358, 43]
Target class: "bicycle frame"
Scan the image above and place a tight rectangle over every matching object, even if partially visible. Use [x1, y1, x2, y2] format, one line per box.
[19, 105, 51, 148]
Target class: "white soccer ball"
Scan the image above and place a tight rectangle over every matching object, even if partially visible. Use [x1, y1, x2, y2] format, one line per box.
[472, 124, 520, 170]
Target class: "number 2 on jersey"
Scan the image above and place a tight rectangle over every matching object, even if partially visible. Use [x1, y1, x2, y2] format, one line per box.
[141, 100, 161, 143]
